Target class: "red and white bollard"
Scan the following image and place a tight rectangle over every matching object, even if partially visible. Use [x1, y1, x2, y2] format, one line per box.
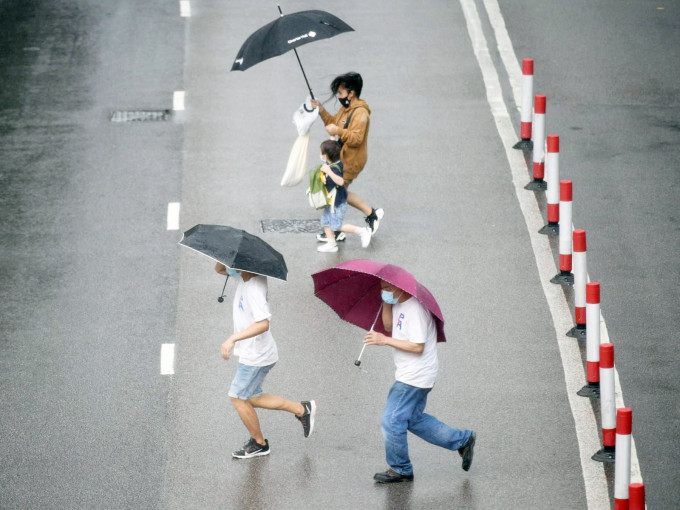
[567, 229, 587, 338]
[514, 59, 534, 151]
[592, 343, 616, 462]
[578, 282, 600, 397]
[629, 483, 646, 510]
[526, 95, 547, 190]
[551, 180, 574, 285]
[614, 408, 633, 510]
[539, 135, 560, 235]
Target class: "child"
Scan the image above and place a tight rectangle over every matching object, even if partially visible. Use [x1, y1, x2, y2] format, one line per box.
[317, 139, 372, 253]
[215, 263, 316, 458]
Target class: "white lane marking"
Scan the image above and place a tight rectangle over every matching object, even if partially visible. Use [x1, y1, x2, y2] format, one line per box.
[180, 1, 191, 18]
[459, 0, 611, 507]
[173, 91, 185, 111]
[167, 202, 181, 231]
[485, 0, 643, 487]
[161, 344, 175, 375]
[482, 0, 523, 109]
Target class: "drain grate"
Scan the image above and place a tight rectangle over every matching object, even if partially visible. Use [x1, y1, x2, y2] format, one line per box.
[261, 219, 321, 234]
[110, 110, 171, 122]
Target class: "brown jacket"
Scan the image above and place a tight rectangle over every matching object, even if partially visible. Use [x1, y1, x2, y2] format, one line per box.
[319, 99, 371, 180]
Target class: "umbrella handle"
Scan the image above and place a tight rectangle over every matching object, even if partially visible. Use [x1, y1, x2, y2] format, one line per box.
[355, 303, 383, 367]
[217, 275, 229, 303]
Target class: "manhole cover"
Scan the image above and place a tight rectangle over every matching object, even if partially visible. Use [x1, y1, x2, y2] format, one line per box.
[110, 110, 171, 122]
[261, 219, 321, 234]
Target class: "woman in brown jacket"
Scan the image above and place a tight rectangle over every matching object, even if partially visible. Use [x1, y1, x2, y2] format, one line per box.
[311, 72, 384, 242]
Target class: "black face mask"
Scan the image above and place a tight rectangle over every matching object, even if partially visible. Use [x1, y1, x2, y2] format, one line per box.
[338, 96, 351, 108]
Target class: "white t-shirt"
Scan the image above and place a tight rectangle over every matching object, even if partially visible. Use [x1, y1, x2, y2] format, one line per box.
[232, 275, 278, 367]
[391, 297, 439, 388]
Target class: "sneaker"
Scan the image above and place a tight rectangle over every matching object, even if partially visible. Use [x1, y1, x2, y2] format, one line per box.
[317, 242, 338, 253]
[359, 227, 372, 248]
[373, 468, 414, 484]
[316, 231, 346, 242]
[296, 400, 316, 438]
[365, 208, 384, 234]
[459, 432, 475, 471]
[232, 437, 270, 459]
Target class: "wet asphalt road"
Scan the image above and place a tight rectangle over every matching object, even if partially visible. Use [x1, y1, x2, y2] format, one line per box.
[1, 0, 678, 509]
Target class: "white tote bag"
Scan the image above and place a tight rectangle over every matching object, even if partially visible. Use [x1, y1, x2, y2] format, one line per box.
[280, 132, 310, 187]
[281, 98, 318, 187]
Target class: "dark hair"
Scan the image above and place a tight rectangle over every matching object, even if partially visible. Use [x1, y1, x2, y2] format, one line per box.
[320, 140, 341, 162]
[330, 72, 363, 97]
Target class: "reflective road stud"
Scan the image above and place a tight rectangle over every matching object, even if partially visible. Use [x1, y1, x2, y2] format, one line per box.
[592, 343, 616, 462]
[539, 135, 560, 235]
[567, 229, 587, 338]
[614, 408, 633, 510]
[526, 95, 547, 190]
[578, 282, 600, 397]
[514, 59, 534, 151]
[551, 180, 574, 285]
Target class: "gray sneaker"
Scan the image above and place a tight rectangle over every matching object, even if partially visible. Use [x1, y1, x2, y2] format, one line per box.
[296, 400, 316, 438]
[232, 438, 270, 459]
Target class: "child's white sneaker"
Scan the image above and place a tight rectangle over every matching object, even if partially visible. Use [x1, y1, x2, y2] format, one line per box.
[318, 242, 338, 253]
[359, 227, 372, 248]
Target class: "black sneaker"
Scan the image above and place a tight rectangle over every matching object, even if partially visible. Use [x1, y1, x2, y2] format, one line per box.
[232, 437, 270, 459]
[316, 232, 346, 242]
[365, 208, 384, 234]
[373, 468, 414, 484]
[296, 400, 316, 438]
[459, 432, 475, 471]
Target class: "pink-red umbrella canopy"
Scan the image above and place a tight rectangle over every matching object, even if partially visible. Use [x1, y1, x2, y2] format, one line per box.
[312, 259, 446, 342]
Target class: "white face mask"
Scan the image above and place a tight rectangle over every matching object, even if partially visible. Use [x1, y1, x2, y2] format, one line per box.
[320, 154, 327, 164]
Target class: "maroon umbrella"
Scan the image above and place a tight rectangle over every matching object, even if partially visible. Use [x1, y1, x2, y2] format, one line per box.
[312, 259, 447, 345]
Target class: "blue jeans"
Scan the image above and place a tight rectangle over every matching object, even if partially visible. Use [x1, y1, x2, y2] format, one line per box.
[381, 381, 472, 476]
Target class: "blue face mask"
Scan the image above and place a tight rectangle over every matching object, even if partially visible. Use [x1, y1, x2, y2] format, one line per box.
[381, 290, 400, 305]
[226, 268, 240, 278]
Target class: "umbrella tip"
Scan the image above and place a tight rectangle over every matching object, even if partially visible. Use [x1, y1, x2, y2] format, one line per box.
[354, 360, 361, 367]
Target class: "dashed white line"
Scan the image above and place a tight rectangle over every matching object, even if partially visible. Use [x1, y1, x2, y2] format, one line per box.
[180, 1, 191, 18]
[161, 344, 176, 375]
[167, 202, 181, 231]
[173, 91, 185, 111]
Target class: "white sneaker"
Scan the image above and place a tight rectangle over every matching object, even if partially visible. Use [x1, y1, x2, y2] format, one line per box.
[366, 208, 384, 234]
[359, 227, 372, 248]
[317, 242, 338, 253]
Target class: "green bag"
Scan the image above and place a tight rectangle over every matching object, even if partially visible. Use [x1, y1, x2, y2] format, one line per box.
[306, 164, 338, 210]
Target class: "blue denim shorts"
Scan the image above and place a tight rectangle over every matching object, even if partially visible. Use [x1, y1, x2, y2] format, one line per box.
[321, 201, 348, 232]
[228, 362, 275, 400]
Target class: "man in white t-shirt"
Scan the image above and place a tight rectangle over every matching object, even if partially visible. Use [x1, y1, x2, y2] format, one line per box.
[363, 279, 476, 483]
[215, 263, 316, 459]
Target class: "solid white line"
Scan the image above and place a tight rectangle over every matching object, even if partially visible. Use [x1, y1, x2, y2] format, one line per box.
[161, 344, 175, 375]
[180, 1, 191, 18]
[173, 91, 185, 111]
[458, 0, 610, 507]
[167, 202, 181, 231]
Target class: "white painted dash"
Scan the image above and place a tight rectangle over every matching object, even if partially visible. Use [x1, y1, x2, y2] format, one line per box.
[161, 344, 175, 375]
[180, 1, 191, 17]
[173, 91, 185, 111]
[167, 202, 180, 231]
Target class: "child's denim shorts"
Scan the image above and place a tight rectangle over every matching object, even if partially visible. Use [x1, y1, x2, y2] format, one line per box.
[321, 201, 347, 232]
[228, 362, 276, 400]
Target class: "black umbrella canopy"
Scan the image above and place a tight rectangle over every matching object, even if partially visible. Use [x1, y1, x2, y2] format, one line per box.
[231, 9, 354, 72]
[179, 224, 288, 281]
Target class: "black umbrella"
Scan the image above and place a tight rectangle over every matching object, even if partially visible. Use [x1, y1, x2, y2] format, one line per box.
[179, 224, 288, 302]
[231, 5, 353, 103]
